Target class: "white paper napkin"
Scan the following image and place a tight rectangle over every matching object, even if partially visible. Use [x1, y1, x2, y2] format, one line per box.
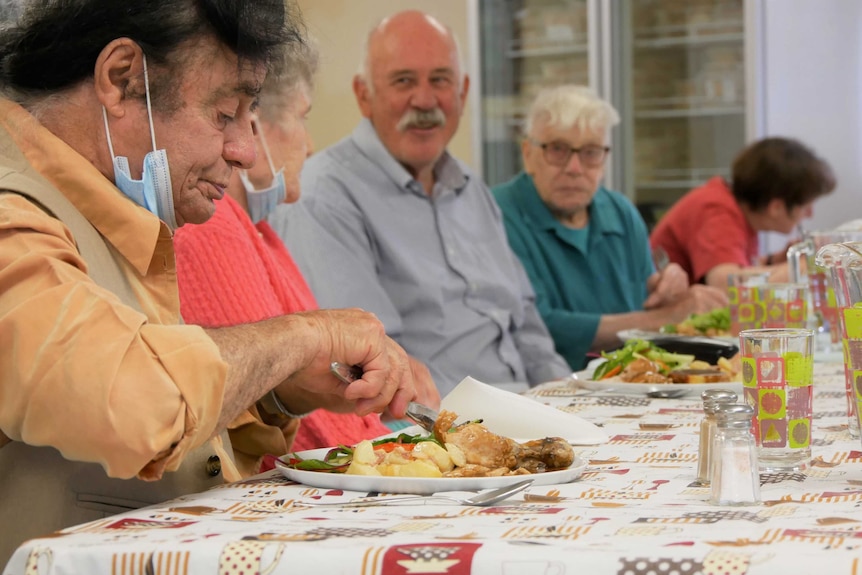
[440, 376, 608, 445]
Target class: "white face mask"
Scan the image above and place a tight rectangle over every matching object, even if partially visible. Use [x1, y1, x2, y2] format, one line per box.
[102, 54, 177, 230]
[240, 117, 286, 223]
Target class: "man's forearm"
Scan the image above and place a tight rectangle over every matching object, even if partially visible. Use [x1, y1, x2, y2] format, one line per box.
[204, 313, 321, 433]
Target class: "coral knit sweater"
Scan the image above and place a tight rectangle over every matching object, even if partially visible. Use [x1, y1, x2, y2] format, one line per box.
[174, 195, 389, 473]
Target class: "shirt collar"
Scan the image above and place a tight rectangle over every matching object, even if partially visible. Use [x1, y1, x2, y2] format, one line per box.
[0, 99, 165, 276]
[516, 172, 624, 236]
[352, 117, 469, 194]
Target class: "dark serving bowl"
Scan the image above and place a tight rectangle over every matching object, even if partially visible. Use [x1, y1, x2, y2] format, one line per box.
[648, 336, 739, 364]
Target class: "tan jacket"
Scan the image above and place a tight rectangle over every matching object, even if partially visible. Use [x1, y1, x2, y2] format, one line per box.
[0, 124, 232, 565]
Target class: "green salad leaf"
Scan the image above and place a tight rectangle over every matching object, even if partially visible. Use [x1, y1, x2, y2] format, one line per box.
[591, 339, 695, 380]
[663, 307, 730, 335]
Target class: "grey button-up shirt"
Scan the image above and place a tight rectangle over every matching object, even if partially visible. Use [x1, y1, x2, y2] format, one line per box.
[270, 119, 571, 396]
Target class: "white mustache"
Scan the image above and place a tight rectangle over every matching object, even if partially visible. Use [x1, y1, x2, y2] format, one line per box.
[397, 108, 446, 132]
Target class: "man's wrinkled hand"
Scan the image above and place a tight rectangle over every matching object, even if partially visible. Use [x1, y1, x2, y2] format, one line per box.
[278, 309, 419, 418]
[382, 357, 440, 421]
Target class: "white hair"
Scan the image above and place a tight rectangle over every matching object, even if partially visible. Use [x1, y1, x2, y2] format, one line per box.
[355, 12, 466, 96]
[524, 85, 620, 138]
[256, 35, 320, 125]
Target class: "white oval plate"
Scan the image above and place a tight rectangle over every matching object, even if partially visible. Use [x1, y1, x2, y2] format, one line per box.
[574, 359, 741, 397]
[275, 448, 587, 495]
[617, 328, 737, 344]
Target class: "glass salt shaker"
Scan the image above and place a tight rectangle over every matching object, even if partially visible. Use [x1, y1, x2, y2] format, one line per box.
[694, 389, 738, 487]
[710, 403, 761, 506]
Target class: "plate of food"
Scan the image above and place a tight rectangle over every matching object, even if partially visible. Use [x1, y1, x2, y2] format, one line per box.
[575, 338, 742, 396]
[618, 328, 737, 345]
[619, 308, 737, 343]
[275, 410, 587, 495]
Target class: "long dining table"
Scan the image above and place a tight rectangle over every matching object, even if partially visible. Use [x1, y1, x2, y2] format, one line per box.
[4, 361, 862, 575]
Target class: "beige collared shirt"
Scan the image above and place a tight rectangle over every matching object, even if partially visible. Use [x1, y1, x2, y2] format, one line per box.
[0, 99, 230, 480]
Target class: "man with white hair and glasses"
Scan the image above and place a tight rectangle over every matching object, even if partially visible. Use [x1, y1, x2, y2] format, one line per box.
[493, 85, 727, 370]
[275, 10, 571, 396]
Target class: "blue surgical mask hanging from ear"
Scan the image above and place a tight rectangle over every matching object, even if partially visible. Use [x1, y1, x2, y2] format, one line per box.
[239, 170, 285, 224]
[240, 118, 286, 223]
[102, 54, 177, 230]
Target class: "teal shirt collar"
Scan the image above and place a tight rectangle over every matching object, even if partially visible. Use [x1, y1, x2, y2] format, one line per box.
[515, 172, 625, 241]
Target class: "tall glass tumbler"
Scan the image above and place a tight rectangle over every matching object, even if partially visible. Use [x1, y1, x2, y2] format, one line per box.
[739, 328, 815, 472]
[727, 271, 770, 336]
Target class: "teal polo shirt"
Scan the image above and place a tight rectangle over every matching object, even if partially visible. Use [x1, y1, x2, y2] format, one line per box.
[492, 172, 654, 370]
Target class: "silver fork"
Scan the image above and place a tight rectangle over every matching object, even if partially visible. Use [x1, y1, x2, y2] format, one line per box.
[405, 402, 438, 433]
[293, 479, 533, 508]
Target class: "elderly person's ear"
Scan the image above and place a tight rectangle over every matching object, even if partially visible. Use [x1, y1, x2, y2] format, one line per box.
[764, 197, 788, 219]
[520, 138, 539, 176]
[94, 38, 146, 117]
[353, 75, 373, 118]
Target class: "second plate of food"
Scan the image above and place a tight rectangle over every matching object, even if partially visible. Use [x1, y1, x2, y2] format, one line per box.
[276, 449, 587, 495]
[572, 371, 742, 397]
[618, 328, 738, 346]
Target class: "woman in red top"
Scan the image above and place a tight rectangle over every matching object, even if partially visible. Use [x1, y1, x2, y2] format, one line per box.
[650, 137, 835, 287]
[175, 41, 437, 477]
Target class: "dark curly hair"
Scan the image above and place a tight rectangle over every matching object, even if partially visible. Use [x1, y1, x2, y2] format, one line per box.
[0, 0, 304, 109]
[731, 137, 835, 211]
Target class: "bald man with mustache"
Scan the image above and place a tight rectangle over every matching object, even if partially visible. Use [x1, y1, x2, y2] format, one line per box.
[272, 10, 571, 396]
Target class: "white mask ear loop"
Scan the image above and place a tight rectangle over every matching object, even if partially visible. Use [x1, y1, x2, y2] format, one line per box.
[253, 117, 278, 176]
[101, 53, 158, 156]
[102, 106, 116, 158]
[141, 54, 158, 153]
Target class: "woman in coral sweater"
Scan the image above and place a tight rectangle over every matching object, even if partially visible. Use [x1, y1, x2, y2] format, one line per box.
[174, 42, 438, 477]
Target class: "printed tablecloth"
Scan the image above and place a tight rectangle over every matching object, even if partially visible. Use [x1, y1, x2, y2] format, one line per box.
[5, 362, 862, 575]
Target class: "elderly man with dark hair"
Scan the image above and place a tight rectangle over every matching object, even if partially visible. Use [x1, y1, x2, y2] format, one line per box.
[174, 38, 439, 471]
[274, 10, 571, 396]
[0, 0, 427, 562]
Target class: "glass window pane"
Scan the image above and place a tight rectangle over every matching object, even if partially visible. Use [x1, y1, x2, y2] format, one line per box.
[628, 0, 745, 211]
[479, 0, 590, 187]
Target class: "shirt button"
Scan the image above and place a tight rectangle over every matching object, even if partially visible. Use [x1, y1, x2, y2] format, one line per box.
[205, 455, 222, 477]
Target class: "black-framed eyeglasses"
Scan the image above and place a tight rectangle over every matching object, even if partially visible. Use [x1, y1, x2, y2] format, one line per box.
[530, 139, 610, 168]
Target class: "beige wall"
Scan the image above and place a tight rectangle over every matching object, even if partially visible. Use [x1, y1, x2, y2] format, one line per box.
[296, 0, 474, 168]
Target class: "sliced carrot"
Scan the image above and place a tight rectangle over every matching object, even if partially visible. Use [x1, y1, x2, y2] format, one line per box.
[601, 364, 622, 380]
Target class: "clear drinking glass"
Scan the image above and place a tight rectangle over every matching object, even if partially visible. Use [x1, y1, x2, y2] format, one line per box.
[739, 328, 814, 472]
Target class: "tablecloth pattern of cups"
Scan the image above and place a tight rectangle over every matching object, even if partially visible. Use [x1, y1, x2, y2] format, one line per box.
[6, 362, 862, 575]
